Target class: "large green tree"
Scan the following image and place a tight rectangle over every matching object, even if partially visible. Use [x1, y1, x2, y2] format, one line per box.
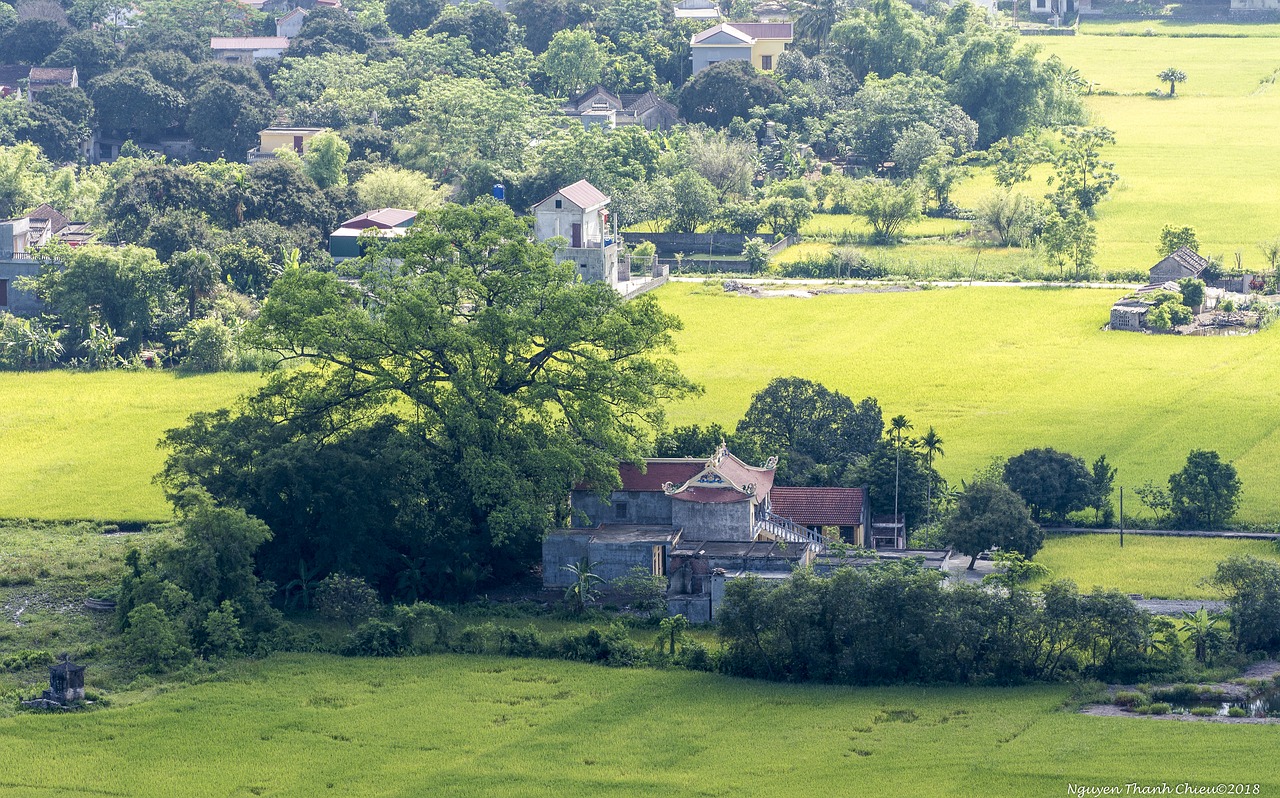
[160, 200, 695, 599]
[945, 478, 1042, 570]
[678, 61, 784, 129]
[1168, 449, 1241, 529]
[1002, 447, 1092, 523]
[734, 377, 882, 486]
[186, 79, 275, 160]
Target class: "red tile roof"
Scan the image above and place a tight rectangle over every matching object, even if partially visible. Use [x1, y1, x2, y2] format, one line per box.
[616, 460, 706, 492]
[715, 451, 775, 499]
[769, 487, 865, 527]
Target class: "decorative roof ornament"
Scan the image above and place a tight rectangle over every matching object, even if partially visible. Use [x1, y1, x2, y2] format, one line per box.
[764, 456, 779, 470]
[662, 481, 678, 495]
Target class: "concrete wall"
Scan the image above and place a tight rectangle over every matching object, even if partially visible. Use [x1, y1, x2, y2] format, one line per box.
[0, 258, 43, 315]
[534, 204, 604, 246]
[668, 593, 712, 624]
[671, 500, 754, 542]
[570, 490, 674, 527]
[554, 244, 617, 284]
[752, 40, 787, 70]
[691, 43, 752, 73]
[543, 529, 669, 587]
[542, 530, 591, 587]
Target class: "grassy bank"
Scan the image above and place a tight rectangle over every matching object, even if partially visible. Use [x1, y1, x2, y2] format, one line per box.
[0, 371, 258, 521]
[659, 283, 1280, 524]
[1, 653, 1278, 797]
[1029, 534, 1280, 599]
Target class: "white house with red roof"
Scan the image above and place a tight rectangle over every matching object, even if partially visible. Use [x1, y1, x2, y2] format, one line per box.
[531, 180, 666, 296]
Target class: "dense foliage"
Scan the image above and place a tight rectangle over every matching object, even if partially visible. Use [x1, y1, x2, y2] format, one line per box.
[718, 562, 1170, 684]
[159, 200, 695, 600]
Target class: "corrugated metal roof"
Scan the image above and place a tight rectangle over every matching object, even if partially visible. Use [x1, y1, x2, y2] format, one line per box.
[769, 486, 865, 527]
[341, 208, 417, 229]
[210, 36, 289, 49]
[731, 22, 793, 39]
[556, 179, 610, 210]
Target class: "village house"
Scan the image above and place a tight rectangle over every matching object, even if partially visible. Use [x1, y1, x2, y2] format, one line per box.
[0, 205, 95, 315]
[248, 126, 327, 161]
[210, 36, 291, 65]
[690, 22, 793, 74]
[26, 67, 77, 100]
[673, 0, 720, 20]
[544, 445, 926, 621]
[1108, 246, 1269, 332]
[329, 208, 417, 260]
[276, 7, 308, 38]
[531, 180, 666, 297]
[561, 86, 682, 132]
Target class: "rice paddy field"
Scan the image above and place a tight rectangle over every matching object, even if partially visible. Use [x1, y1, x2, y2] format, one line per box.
[1029, 534, 1280, 599]
[0, 653, 1276, 797]
[0, 371, 257, 522]
[660, 282, 1280, 524]
[771, 23, 1280, 281]
[1004, 26, 1280, 275]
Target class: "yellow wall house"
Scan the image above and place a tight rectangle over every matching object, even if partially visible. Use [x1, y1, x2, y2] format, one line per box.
[251, 127, 327, 161]
[690, 22, 792, 74]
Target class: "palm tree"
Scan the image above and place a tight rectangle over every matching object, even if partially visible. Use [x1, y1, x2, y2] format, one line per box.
[920, 426, 945, 522]
[889, 415, 913, 543]
[795, 0, 844, 52]
[1158, 67, 1187, 97]
[562, 557, 604, 615]
[172, 249, 219, 320]
[1180, 608, 1225, 664]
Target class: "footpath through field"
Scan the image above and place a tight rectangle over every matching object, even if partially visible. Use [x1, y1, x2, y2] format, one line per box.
[670, 276, 1144, 289]
[940, 550, 1229, 613]
[1052, 527, 1279, 540]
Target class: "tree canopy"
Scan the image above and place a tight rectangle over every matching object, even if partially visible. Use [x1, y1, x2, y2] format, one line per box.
[160, 200, 696, 599]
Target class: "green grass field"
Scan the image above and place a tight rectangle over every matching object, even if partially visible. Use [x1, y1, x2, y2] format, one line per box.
[0, 371, 258, 522]
[1027, 33, 1280, 275]
[0, 653, 1276, 797]
[660, 282, 1280, 524]
[1030, 534, 1280, 598]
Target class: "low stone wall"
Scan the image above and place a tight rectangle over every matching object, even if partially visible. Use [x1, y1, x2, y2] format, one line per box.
[624, 232, 789, 256]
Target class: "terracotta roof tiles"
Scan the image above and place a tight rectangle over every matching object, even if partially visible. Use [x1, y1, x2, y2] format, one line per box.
[769, 486, 866, 527]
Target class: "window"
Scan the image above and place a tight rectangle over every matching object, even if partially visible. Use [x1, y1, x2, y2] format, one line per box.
[613, 501, 628, 520]
[760, 55, 772, 70]
[555, 199, 563, 209]
[0, 279, 7, 307]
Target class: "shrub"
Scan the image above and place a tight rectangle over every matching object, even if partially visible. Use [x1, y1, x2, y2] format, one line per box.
[1190, 706, 1217, 717]
[122, 603, 192, 673]
[1228, 706, 1248, 717]
[177, 317, 235, 373]
[1113, 690, 1147, 708]
[344, 618, 404, 656]
[314, 574, 381, 629]
[1146, 702, 1170, 715]
[0, 649, 54, 672]
[1150, 684, 1202, 704]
